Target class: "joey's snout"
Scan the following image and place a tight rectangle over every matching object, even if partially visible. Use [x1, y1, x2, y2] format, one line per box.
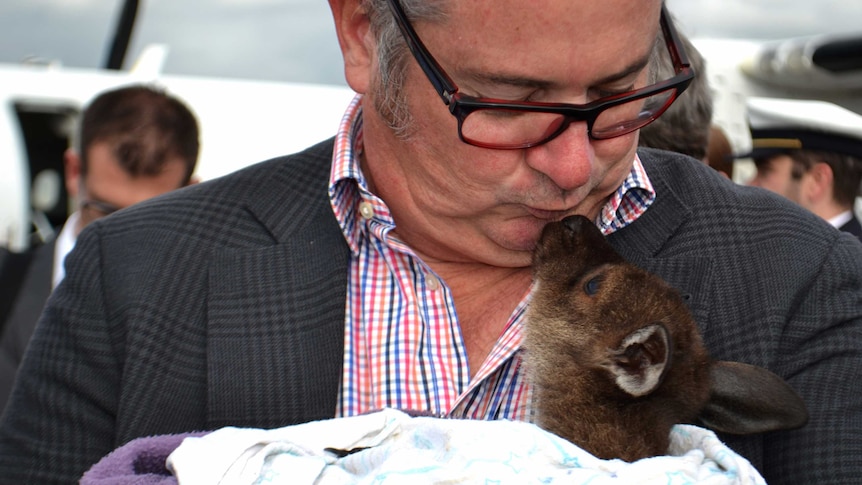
[535, 215, 623, 268]
[561, 214, 593, 234]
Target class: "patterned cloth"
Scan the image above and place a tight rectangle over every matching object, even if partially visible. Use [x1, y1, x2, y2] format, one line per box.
[330, 95, 655, 421]
[165, 409, 766, 485]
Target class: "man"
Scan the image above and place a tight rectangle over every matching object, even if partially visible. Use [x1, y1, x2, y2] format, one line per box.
[743, 97, 862, 241]
[0, 84, 199, 410]
[0, 1, 859, 483]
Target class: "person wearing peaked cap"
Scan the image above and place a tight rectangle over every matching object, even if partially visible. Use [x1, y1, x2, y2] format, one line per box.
[741, 97, 862, 241]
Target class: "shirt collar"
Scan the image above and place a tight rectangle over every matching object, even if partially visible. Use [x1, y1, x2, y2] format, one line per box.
[329, 95, 397, 255]
[828, 210, 854, 229]
[597, 154, 655, 235]
[53, 210, 80, 288]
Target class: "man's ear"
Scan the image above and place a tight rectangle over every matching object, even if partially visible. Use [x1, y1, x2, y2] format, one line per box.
[328, 0, 374, 94]
[63, 148, 82, 199]
[805, 162, 834, 203]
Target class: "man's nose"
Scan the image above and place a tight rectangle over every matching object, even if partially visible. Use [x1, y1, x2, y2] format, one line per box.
[524, 120, 593, 191]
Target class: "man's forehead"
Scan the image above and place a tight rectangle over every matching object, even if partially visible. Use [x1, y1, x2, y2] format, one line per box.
[436, 0, 661, 83]
[756, 154, 794, 169]
[443, 0, 662, 36]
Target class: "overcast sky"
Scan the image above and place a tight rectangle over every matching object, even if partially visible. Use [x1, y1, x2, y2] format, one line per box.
[0, 0, 860, 86]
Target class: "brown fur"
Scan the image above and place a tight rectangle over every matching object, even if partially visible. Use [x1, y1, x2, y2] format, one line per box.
[524, 215, 806, 462]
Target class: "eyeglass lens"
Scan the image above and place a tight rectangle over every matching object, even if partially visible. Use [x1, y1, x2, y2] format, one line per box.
[459, 82, 679, 149]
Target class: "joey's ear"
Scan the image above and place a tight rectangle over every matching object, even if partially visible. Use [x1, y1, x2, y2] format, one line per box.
[610, 324, 671, 397]
[698, 361, 809, 434]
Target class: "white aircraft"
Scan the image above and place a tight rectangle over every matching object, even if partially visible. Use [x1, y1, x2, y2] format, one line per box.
[694, 34, 862, 182]
[1, 0, 861, 253]
[0, 47, 354, 253]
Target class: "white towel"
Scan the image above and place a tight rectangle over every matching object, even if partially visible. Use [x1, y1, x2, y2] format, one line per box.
[167, 409, 765, 485]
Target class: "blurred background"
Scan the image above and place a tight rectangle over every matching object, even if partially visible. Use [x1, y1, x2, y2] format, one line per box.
[0, 0, 859, 86]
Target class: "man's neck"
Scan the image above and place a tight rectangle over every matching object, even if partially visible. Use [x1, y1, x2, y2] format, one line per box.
[433, 263, 532, 380]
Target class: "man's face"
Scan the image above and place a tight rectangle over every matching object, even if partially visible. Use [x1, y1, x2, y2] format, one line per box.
[73, 141, 191, 231]
[349, 0, 663, 268]
[748, 154, 803, 204]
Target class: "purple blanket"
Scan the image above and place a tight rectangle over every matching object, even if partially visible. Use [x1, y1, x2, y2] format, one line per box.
[81, 431, 208, 485]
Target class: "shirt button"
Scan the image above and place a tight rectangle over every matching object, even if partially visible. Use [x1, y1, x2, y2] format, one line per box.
[426, 274, 440, 291]
[359, 202, 374, 220]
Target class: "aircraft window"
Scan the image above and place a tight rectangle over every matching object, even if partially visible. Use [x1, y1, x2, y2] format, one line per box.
[13, 103, 78, 241]
[813, 38, 862, 73]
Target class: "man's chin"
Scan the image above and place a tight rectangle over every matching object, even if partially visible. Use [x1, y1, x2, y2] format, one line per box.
[490, 218, 548, 254]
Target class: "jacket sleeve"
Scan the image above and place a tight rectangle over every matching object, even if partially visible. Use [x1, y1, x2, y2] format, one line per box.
[713, 231, 862, 485]
[0, 224, 123, 483]
[759, 233, 862, 484]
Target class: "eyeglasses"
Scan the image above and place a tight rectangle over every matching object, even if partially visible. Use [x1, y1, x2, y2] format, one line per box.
[385, 0, 694, 149]
[80, 198, 121, 218]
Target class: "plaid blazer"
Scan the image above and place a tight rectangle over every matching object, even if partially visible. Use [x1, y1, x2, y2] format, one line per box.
[0, 139, 859, 484]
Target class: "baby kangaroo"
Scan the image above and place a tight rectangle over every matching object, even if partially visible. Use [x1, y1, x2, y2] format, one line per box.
[524, 215, 808, 462]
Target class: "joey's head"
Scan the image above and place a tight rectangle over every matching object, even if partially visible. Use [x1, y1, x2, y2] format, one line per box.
[524, 215, 809, 462]
[528, 215, 710, 401]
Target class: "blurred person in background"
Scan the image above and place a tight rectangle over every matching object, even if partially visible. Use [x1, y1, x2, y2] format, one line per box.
[0, 84, 200, 410]
[706, 125, 734, 179]
[743, 97, 862, 241]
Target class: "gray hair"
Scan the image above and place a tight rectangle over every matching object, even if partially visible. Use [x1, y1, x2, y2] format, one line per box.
[362, 0, 447, 138]
[639, 17, 713, 161]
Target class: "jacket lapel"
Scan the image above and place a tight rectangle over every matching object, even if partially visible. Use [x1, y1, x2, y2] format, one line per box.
[205, 140, 349, 429]
[608, 152, 715, 331]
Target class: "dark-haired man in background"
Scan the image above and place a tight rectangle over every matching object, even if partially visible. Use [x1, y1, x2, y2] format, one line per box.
[0, 84, 200, 409]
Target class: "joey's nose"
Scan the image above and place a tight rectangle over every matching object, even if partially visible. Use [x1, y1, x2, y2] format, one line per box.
[562, 215, 592, 234]
[558, 214, 623, 264]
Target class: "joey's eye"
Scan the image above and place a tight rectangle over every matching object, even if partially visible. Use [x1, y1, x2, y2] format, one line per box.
[583, 275, 603, 296]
